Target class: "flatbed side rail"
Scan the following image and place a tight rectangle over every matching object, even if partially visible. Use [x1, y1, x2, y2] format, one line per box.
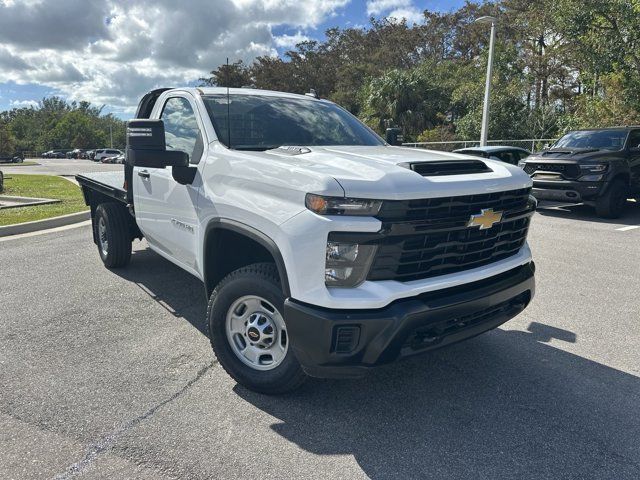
[76, 174, 128, 205]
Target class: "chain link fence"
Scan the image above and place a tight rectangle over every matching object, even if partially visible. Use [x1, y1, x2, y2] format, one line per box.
[403, 139, 557, 153]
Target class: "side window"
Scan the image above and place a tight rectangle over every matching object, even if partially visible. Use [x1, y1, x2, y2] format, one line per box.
[161, 97, 203, 164]
[496, 152, 516, 164]
[626, 130, 640, 150]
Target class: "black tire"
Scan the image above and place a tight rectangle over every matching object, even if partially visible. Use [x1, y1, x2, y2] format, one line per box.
[94, 203, 132, 268]
[207, 263, 307, 394]
[595, 179, 628, 218]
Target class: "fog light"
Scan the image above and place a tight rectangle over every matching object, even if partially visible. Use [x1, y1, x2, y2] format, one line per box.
[325, 241, 377, 287]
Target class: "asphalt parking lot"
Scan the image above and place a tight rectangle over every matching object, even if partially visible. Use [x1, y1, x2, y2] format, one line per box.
[0, 158, 122, 177]
[1, 201, 639, 479]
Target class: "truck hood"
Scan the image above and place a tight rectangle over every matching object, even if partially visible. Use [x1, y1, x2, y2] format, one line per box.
[527, 149, 620, 163]
[258, 145, 532, 200]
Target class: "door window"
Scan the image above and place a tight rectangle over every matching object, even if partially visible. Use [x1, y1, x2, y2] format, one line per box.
[625, 130, 640, 150]
[161, 97, 203, 164]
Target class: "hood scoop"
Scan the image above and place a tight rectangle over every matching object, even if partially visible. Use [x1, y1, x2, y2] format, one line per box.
[268, 146, 312, 156]
[401, 160, 492, 177]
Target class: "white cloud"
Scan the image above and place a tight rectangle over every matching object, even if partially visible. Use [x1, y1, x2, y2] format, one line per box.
[366, 1, 424, 25]
[387, 6, 424, 24]
[366, 0, 411, 16]
[274, 32, 311, 49]
[0, 0, 350, 114]
[10, 99, 39, 108]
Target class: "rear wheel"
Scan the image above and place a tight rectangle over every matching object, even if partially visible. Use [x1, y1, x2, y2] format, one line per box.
[595, 179, 628, 218]
[208, 263, 306, 394]
[94, 203, 132, 268]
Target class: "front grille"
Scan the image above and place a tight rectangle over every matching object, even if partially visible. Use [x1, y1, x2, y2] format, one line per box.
[524, 163, 580, 178]
[367, 188, 533, 282]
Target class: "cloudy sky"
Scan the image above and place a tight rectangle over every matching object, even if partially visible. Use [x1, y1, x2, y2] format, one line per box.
[0, 0, 464, 118]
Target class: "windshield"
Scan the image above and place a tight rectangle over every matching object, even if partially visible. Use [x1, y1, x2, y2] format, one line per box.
[203, 94, 384, 150]
[553, 130, 627, 151]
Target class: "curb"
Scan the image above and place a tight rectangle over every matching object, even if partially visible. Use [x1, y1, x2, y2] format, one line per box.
[0, 210, 91, 237]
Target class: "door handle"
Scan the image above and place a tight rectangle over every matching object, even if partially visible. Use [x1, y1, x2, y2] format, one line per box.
[137, 170, 150, 179]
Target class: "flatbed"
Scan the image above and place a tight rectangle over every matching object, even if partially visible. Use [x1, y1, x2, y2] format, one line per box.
[76, 170, 128, 205]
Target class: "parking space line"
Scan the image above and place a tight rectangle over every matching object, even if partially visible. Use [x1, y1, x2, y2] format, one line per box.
[616, 225, 640, 232]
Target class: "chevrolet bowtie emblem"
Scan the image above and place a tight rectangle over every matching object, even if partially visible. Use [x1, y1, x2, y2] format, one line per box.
[467, 208, 503, 230]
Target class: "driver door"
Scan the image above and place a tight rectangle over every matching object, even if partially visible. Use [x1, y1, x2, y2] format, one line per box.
[133, 95, 205, 272]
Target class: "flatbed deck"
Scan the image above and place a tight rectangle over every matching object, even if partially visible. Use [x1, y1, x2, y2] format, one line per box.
[76, 170, 127, 204]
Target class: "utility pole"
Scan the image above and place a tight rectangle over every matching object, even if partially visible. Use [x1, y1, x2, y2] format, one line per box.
[109, 124, 113, 148]
[475, 16, 497, 147]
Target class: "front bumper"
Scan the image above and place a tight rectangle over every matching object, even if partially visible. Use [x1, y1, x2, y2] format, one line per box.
[532, 179, 604, 202]
[284, 262, 535, 378]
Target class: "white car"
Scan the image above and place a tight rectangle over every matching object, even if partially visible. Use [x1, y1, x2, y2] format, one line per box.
[77, 87, 536, 394]
[94, 149, 123, 161]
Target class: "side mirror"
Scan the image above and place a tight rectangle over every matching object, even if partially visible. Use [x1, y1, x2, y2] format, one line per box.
[126, 119, 189, 168]
[385, 127, 404, 146]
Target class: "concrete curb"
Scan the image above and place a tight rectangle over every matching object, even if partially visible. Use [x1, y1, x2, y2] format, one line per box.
[0, 210, 91, 237]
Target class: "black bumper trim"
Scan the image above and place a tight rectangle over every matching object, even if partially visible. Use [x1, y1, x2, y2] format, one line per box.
[284, 263, 535, 378]
[532, 179, 604, 202]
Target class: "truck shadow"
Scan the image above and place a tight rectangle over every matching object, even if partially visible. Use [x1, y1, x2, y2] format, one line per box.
[236, 328, 640, 479]
[536, 199, 640, 225]
[113, 245, 210, 336]
[114, 245, 639, 479]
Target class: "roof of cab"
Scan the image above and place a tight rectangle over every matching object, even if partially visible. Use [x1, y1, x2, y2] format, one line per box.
[171, 87, 319, 101]
[454, 146, 530, 153]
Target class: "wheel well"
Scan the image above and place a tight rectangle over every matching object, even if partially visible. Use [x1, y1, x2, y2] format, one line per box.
[610, 172, 630, 185]
[204, 227, 288, 297]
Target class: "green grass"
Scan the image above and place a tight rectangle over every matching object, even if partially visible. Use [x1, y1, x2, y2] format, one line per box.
[0, 174, 87, 226]
[2, 161, 39, 167]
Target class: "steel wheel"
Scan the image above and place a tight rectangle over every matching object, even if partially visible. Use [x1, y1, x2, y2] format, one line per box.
[98, 216, 109, 257]
[225, 295, 288, 371]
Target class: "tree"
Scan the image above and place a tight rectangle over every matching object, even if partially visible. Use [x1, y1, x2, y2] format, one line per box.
[0, 121, 17, 155]
[199, 60, 253, 87]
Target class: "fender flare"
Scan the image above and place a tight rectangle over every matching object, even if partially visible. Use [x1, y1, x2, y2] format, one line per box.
[203, 218, 291, 298]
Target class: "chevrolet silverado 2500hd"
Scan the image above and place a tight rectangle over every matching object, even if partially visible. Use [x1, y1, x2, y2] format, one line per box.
[76, 87, 536, 394]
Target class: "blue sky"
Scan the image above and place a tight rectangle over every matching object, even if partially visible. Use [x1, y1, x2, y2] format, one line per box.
[0, 0, 467, 118]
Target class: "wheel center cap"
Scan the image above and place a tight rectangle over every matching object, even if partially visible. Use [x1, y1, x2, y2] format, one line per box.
[247, 327, 260, 342]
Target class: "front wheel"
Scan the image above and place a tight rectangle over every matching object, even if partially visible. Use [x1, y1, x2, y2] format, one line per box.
[595, 179, 628, 218]
[208, 263, 306, 394]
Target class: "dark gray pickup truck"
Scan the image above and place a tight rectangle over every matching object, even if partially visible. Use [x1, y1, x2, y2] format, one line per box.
[520, 127, 640, 218]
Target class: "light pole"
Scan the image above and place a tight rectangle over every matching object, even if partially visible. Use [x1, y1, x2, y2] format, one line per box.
[475, 15, 497, 147]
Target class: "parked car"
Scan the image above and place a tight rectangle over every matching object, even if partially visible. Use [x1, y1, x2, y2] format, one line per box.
[453, 146, 531, 165]
[0, 154, 23, 163]
[520, 127, 640, 218]
[86, 150, 96, 160]
[68, 148, 85, 159]
[76, 87, 536, 394]
[94, 149, 123, 161]
[42, 149, 66, 158]
[111, 153, 125, 164]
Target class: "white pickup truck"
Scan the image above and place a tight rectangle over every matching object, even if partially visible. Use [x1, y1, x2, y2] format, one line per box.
[77, 87, 536, 394]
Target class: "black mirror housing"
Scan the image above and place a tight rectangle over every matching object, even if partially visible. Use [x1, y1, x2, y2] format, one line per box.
[385, 127, 404, 146]
[126, 119, 189, 168]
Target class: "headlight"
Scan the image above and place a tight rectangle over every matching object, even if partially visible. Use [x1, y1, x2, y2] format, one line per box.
[325, 241, 377, 287]
[517, 160, 526, 169]
[306, 194, 382, 216]
[580, 163, 608, 173]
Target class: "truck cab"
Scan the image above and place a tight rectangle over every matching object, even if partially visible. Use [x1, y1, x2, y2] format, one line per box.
[77, 87, 536, 394]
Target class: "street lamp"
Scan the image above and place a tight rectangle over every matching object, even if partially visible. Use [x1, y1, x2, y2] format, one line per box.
[475, 15, 497, 147]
